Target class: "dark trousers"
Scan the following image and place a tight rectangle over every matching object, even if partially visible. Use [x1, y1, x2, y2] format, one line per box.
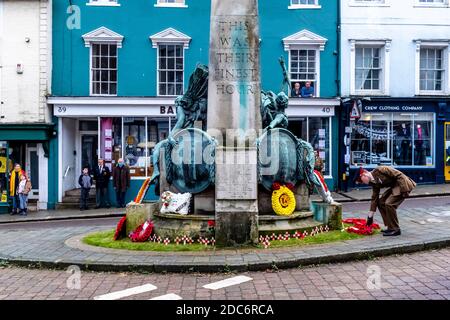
[377, 189, 406, 231]
[96, 187, 110, 208]
[116, 190, 126, 208]
[80, 188, 90, 209]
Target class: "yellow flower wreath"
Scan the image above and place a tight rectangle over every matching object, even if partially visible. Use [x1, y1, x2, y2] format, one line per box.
[271, 185, 296, 216]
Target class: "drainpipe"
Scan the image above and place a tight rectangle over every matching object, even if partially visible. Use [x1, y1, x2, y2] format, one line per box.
[336, 0, 341, 97]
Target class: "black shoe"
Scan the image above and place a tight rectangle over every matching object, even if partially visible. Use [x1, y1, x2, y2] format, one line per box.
[383, 229, 401, 237]
[80, 208, 84, 211]
[366, 216, 373, 226]
[94, 205, 100, 209]
[10, 210, 17, 215]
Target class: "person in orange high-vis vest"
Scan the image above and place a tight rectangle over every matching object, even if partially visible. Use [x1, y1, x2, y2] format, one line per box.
[9, 164, 25, 215]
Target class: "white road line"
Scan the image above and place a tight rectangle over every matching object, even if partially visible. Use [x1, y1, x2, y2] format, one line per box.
[94, 284, 157, 300]
[150, 293, 183, 300]
[203, 275, 253, 290]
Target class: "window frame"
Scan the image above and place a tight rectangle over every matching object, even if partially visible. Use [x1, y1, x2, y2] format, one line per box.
[150, 28, 191, 97]
[154, 0, 188, 8]
[89, 43, 119, 96]
[414, 0, 449, 8]
[415, 41, 450, 96]
[288, 0, 321, 9]
[349, 0, 390, 7]
[86, 0, 120, 7]
[288, 48, 320, 97]
[156, 43, 185, 97]
[350, 40, 391, 96]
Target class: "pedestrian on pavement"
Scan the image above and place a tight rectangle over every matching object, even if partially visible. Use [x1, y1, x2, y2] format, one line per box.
[9, 164, 25, 215]
[355, 165, 416, 236]
[78, 167, 93, 211]
[18, 174, 32, 216]
[113, 158, 130, 208]
[93, 159, 111, 209]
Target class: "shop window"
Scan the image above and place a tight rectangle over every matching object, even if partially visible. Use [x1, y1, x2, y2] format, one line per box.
[393, 114, 413, 166]
[288, 117, 331, 176]
[123, 118, 147, 177]
[97, 117, 173, 179]
[112, 118, 122, 167]
[309, 117, 330, 176]
[350, 113, 434, 167]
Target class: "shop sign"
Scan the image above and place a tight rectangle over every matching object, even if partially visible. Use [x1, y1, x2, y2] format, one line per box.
[160, 106, 175, 115]
[362, 104, 435, 113]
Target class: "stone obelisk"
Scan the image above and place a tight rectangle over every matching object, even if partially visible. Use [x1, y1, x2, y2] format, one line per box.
[207, 0, 261, 246]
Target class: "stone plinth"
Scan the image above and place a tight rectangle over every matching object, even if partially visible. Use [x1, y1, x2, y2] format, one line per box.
[153, 212, 214, 239]
[193, 188, 215, 215]
[311, 201, 342, 230]
[215, 147, 258, 246]
[125, 202, 158, 235]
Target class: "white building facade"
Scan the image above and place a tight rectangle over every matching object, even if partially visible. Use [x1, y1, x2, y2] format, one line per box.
[0, 0, 54, 212]
[340, 0, 450, 189]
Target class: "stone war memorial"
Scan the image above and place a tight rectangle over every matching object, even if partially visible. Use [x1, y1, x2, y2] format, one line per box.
[124, 0, 342, 247]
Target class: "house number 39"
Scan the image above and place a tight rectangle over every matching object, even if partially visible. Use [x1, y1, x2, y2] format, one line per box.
[58, 106, 67, 113]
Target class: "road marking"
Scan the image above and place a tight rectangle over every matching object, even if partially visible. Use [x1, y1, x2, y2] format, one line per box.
[203, 275, 253, 290]
[94, 284, 157, 300]
[150, 293, 182, 300]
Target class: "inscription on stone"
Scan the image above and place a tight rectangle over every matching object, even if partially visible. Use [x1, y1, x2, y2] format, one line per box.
[216, 164, 257, 200]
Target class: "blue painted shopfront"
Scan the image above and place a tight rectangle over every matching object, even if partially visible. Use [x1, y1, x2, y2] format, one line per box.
[51, 0, 340, 206]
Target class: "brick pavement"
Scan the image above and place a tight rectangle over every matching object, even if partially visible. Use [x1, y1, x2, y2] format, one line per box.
[0, 201, 449, 273]
[0, 248, 450, 300]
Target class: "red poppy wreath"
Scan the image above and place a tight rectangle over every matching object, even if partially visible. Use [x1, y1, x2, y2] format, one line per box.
[343, 218, 380, 235]
[129, 220, 154, 242]
[113, 215, 127, 241]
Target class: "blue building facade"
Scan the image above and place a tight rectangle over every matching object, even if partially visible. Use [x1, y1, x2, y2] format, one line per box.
[49, 0, 340, 206]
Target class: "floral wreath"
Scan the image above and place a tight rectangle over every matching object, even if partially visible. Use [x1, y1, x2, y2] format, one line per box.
[129, 220, 154, 242]
[271, 182, 296, 216]
[343, 218, 380, 235]
[113, 215, 127, 241]
[161, 191, 172, 208]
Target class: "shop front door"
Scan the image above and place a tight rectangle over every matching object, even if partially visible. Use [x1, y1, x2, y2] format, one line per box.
[445, 122, 450, 182]
[81, 134, 98, 174]
[26, 146, 39, 199]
